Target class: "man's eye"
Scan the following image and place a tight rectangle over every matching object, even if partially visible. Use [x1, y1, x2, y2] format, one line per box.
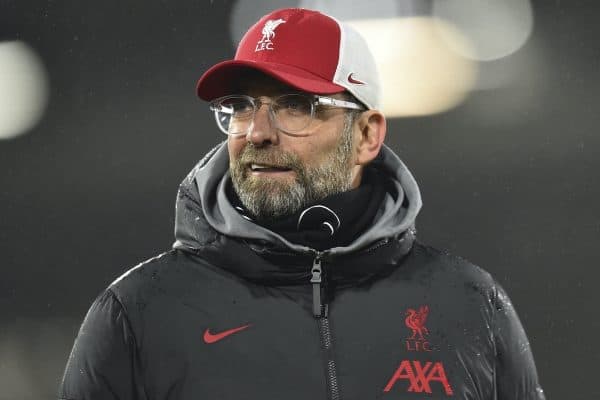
[233, 103, 252, 112]
[279, 98, 310, 114]
[287, 102, 301, 110]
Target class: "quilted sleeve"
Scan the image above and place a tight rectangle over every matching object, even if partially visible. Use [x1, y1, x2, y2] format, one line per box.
[58, 289, 146, 400]
[493, 282, 545, 400]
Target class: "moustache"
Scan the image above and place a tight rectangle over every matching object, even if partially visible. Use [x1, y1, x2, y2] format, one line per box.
[237, 146, 302, 171]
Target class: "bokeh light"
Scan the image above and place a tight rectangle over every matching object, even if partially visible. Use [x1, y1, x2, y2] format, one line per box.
[433, 0, 534, 61]
[299, 0, 397, 20]
[0, 41, 49, 140]
[348, 17, 478, 117]
[230, 0, 300, 46]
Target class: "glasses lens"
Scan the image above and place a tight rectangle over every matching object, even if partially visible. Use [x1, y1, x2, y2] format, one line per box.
[272, 94, 313, 133]
[213, 96, 254, 135]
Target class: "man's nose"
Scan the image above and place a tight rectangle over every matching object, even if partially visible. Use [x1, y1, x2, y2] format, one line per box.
[246, 102, 279, 146]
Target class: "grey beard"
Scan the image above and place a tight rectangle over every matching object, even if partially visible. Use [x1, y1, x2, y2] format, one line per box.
[230, 113, 356, 222]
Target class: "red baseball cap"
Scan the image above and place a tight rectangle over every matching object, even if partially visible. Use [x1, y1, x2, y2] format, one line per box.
[196, 8, 381, 110]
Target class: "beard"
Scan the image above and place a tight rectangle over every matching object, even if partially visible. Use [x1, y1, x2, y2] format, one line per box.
[229, 115, 355, 222]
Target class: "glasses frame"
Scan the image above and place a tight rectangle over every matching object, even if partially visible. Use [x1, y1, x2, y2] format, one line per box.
[209, 93, 365, 137]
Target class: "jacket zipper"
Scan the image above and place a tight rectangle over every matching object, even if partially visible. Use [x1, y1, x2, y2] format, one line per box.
[311, 254, 341, 400]
[310, 255, 324, 317]
[306, 237, 404, 398]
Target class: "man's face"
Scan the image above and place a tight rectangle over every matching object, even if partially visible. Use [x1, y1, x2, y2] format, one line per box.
[227, 75, 359, 222]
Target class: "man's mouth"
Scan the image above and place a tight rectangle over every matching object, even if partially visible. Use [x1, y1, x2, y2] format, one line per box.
[249, 163, 293, 173]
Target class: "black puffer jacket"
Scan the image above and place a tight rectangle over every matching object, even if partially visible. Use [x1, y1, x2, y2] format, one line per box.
[59, 143, 545, 400]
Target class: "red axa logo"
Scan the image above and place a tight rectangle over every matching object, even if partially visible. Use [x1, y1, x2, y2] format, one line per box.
[383, 360, 454, 396]
[405, 305, 433, 352]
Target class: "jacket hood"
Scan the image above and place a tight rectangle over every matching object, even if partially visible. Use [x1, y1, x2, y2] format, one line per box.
[173, 141, 422, 257]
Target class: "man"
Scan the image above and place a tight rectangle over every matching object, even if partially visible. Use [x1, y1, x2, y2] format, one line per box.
[59, 8, 545, 400]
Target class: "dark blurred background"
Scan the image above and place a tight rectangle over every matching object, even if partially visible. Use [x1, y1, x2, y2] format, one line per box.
[0, 1, 598, 399]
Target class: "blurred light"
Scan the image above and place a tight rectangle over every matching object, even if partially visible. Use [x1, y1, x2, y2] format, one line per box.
[348, 17, 478, 117]
[230, 0, 300, 46]
[433, 0, 534, 61]
[299, 0, 397, 20]
[0, 318, 80, 399]
[0, 334, 36, 398]
[0, 41, 49, 140]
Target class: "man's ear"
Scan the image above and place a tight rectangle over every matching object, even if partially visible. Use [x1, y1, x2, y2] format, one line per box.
[355, 110, 386, 166]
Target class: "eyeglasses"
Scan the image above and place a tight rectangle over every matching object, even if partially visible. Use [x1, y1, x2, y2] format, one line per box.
[209, 93, 365, 136]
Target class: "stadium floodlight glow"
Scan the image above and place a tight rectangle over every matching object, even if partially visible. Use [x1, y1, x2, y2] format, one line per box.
[433, 0, 534, 61]
[0, 41, 49, 140]
[348, 17, 478, 117]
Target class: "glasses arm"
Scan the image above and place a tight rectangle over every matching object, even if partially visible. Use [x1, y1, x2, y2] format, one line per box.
[315, 96, 365, 111]
[211, 105, 235, 114]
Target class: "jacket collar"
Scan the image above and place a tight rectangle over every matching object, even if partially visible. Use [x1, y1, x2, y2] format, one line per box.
[174, 141, 422, 257]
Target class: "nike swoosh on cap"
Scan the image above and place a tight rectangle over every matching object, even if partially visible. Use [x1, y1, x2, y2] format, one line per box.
[203, 324, 252, 344]
[347, 72, 365, 85]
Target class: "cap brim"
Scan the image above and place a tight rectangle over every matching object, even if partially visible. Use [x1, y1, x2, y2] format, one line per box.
[196, 60, 345, 101]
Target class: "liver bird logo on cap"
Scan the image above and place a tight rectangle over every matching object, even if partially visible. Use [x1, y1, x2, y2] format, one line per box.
[256, 19, 286, 52]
